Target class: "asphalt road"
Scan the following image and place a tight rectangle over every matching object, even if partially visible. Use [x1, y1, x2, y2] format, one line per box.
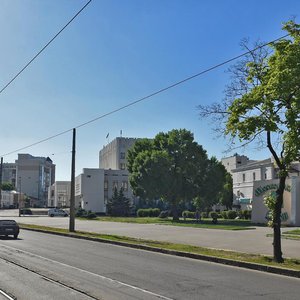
[0, 209, 299, 259]
[0, 230, 300, 299]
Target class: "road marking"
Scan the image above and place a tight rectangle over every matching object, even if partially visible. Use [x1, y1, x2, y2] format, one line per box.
[0, 289, 14, 300]
[0, 244, 173, 300]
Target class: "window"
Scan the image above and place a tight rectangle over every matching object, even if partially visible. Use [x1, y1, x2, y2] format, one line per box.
[104, 181, 108, 191]
[122, 181, 128, 191]
[120, 163, 126, 170]
[87, 175, 91, 178]
[242, 173, 246, 182]
[120, 152, 125, 159]
[104, 197, 108, 205]
[265, 172, 267, 179]
[113, 181, 118, 190]
[253, 172, 256, 181]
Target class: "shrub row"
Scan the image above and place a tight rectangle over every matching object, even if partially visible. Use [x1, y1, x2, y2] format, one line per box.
[75, 209, 97, 219]
[182, 210, 195, 218]
[137, 208, 161, 217]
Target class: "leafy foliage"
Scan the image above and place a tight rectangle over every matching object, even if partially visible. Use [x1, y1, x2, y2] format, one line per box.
[128, 129, 227, 220]
[0, 182, 14, 191]
[198, 20, 300, 262]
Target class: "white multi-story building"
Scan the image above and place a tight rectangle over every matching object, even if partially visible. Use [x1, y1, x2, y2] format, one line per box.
[222, 154, 300, 225]
[48, 181, 71, 208]
[74, 137, 138, 213]
[99, 137, 138, 170]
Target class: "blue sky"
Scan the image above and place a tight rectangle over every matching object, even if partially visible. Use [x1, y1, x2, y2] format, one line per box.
[0, 0, 299, 180]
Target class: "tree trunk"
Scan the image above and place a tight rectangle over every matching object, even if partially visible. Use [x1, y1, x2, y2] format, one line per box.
[273, 175, 286, 263]
[172, 202, 179, 221]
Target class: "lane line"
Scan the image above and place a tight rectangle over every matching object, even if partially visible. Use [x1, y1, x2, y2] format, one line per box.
[0, 244, 173, 300]
[0, 289, 14, 300]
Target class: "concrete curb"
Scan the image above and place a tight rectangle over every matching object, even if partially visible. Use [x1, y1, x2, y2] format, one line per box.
[21, 226, 300, 279]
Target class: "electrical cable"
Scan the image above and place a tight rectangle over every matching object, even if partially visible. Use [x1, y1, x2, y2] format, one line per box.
[0, 0, 92, 95]
[0, 33, 290, 157]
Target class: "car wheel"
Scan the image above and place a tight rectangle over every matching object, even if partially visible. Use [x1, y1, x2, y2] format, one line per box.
[13, 234, 18, 239]
[50, 214, 54, 217]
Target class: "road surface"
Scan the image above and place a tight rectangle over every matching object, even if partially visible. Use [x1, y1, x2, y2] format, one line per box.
[0, 209, 298, 259]
[0, 230, 299, 299]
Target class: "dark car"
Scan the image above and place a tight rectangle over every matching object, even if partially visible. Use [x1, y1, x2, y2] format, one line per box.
[0, 220, 19, 239]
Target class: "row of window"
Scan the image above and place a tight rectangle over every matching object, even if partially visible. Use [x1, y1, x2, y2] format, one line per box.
[242, 172, 268, 182]
[104, 180, 128, 191]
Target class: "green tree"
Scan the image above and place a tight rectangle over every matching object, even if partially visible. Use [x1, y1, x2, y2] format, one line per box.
[127, 129, 210, 220]
[192, 157, 228, 212]
[219, 173, 233, 210]
[106, 188, 131, 217]
[198, 21, 300, 262]
[0, 182, 14, 191]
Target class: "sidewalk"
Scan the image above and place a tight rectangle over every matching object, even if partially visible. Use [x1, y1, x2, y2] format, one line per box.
[1, 209, 299, 259]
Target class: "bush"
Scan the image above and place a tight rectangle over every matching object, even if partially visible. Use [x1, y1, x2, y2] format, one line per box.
[243, 210, 252, 220]
[137, 209, 147, 217]
[221, 211, 228, 219]
[151, 208, 161, 217]
[137, 208, 161, 217]
[209, 211, 218, 220]
[227, 210, 237, 219]
[76, 208, 86, 217]
[182, 210, 195, 219]
[86, 212, 97, 219]
[159, 210, 169, 218]
[201, 212, 208, 218]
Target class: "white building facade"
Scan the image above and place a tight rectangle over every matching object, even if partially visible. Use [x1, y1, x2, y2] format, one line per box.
[48, 181, 71, 208]
[222, 154, 300, 225]
[74, 137, 138, 214]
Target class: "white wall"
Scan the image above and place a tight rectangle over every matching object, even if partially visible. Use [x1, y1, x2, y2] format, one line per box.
[76, 169, 105, 213]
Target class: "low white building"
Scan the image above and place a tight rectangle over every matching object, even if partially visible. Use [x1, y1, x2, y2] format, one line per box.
[0, 190, 18, 208]
[48, 181, 71, 208]
[222, 154, 300, 225]
[75, 168, 135, 213]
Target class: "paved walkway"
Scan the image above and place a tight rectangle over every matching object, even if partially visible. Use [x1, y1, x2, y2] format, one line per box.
[1, 209, 299, 259]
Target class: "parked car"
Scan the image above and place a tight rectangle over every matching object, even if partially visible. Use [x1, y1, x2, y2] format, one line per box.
[48, 208, 68, 217]
[0, 220, 19, 239]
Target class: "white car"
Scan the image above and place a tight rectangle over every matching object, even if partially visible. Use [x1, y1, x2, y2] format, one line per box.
[48, 208, 68, 217]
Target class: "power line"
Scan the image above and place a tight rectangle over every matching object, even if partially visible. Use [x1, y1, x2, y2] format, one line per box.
[0, 0, 92, 95]
[0, 33, 290, 157]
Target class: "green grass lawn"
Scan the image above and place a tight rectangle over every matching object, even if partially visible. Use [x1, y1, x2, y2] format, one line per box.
[20, 223, 300, 271]
[281, 229, 300, 240]
[78, 216, 259, 230]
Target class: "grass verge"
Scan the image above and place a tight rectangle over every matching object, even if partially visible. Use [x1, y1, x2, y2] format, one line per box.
[78, 216, 257, 230]
[20, 223, 300, 271]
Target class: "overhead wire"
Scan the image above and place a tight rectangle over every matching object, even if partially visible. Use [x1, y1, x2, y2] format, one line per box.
[0, 33, 291, 157]
[0, 0, 92, 95]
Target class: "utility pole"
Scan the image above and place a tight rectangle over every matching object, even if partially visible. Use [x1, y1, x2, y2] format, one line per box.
[0, 157, 3, 209]
[69, 128, 76, 232]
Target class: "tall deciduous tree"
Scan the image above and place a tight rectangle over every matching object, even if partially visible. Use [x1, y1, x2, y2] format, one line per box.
[198, 21, 300, 263]
[127, 129, 210, 220]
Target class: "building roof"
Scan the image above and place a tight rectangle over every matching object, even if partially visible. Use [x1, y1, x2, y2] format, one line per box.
[231, 158, 273, 172]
